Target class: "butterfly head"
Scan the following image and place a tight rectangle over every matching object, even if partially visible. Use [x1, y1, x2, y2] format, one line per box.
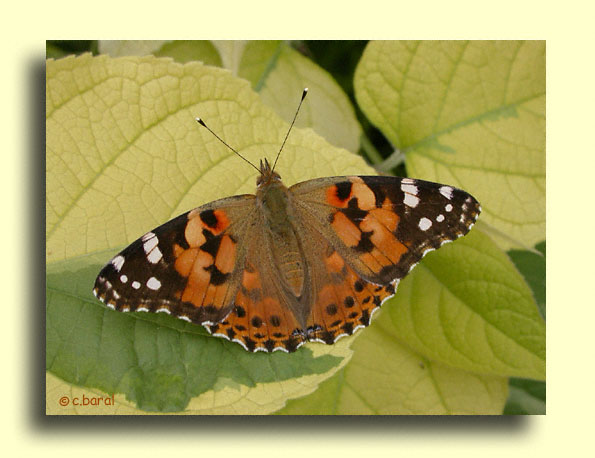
[257, 158, 282, 188]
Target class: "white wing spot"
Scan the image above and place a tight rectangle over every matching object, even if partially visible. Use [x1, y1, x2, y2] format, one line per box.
[106, 303, 116, 310]
[131, 281, 141, 289]
[143, 235, 159, 254]
[401, 178, 415, 184]
[401, 183, 418, 195]
[137, 307, 149, 313]
[147, 246, 163, 264]
[418, 217, 432, 231]
[179, 315, 192, 323]
[113, 291, 120, 300]
[403, 193, 420, 208]
[147, 277, 161, 290]
[445, 203, 453, 212]
[121, 306, 130, 312]
[141, 231, 156, 242]
[111, 255, 125, 272]
[440, 186, 453, 200]
[120, 274, 128, 283]
[156, 307, 171, 314]
[436, 214, 445, 222]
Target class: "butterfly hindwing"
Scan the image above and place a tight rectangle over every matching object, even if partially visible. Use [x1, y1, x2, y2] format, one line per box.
[297, 224, 398, 347]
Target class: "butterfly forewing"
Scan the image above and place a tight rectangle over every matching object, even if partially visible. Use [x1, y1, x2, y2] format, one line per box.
[291, 175, 481, 285]
[93, 194, 256, 325]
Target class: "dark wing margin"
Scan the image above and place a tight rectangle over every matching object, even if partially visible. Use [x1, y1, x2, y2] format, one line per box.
[291, 175, 481, 285]
[93, 194, 256, 325]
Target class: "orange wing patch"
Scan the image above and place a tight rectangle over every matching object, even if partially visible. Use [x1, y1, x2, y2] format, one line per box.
[172, 209, 238, 321]
[306, 249, 396, 345]
[205, 262, 305, 352]
[326, 178, 376, 210]
[329, 181, 410, 276]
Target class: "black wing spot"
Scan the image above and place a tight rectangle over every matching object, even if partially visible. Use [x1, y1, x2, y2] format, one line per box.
[341, 321, 354, 335]
[335, 181, 353, 202]
[251, 316, 263, 328]
[270, 315, 281, 327]
[264, 339, 276, 352]
[205, 264, 229, 285]
[243, 337, 256, 352]
[199, 209, 219, 228]
[354, 280, 365, 292]
[200, 230, 222, 257]
[355, 231, 374, 253]
[325, 303, 338, 316]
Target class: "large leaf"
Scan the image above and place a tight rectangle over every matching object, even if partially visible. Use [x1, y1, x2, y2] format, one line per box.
[46, 54, 370, 413]
[251, 43, 362, 153]
[355, 41, 545, 251]
[384, 227, 544, 380]
[276, 228, 543, 414]
[279, 330, 508, 415]
[98, 40, 362, 153]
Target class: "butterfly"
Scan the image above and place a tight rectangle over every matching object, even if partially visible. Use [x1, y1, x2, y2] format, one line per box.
[93, 89, 481, 353]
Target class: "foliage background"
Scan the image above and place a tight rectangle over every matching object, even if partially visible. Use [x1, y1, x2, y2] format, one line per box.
[46, 40, 545, 415]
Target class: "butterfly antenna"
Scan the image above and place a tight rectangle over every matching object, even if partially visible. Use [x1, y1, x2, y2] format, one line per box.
[272, 87, 308, 172]
[195, 117, 261, 173]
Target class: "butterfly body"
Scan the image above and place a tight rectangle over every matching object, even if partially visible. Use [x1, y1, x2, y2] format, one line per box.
[94, 156, 480, 353]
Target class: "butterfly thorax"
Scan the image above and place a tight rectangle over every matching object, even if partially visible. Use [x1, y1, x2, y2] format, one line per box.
[255, 160, 306, 299]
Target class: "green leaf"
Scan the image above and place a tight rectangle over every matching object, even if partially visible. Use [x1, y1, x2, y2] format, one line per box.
[254, 43, 362, 153]
[503, 378, 546, 415]
[237, 40, 283, 89]
[98, 40, 222, 67]
[46, 54, 372, 413]
[155, 41, 222, 66]
[355, 41, 545, 251]
[385, 227, 545, 380]
[98, 40, 172, 57]
[508, 241, 546, 318]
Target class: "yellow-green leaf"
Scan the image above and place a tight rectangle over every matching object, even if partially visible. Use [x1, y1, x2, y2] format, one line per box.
[255, 43, 362, 153]
[355, 41, 545, 251]
[278, 315, 508, 414]
[98, 40, 363, 153]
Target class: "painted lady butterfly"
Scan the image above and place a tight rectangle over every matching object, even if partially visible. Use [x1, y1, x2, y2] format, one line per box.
[93, 89, 481, 353]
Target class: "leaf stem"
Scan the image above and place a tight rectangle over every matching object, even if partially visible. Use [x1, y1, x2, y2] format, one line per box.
[359, 134, 384, 165]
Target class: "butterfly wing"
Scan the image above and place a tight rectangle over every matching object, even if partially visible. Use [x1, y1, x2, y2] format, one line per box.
[93, 194, 256, 325]
[288, 175, 481, 344]
[291, 175, 481, 285]
[204, 232, 308, 353]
